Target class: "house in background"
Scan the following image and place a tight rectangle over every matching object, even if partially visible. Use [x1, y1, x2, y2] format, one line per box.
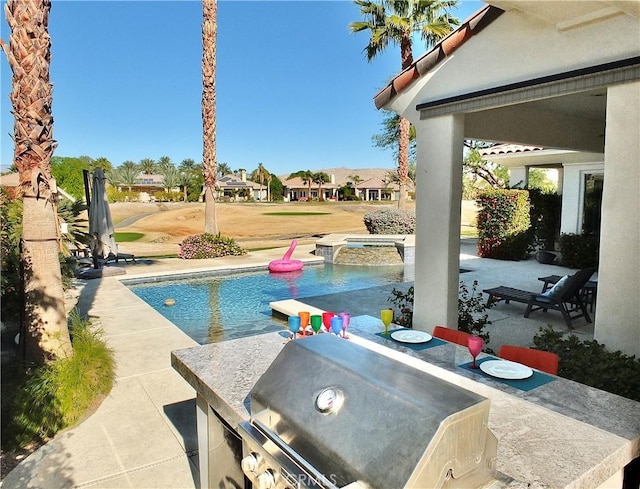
[480, 144, 605, 236]
[114, 169, 266, 202]
[279, 167, 413, 201]
[216, 170, 266, 201]
[375, 1, 639, 358]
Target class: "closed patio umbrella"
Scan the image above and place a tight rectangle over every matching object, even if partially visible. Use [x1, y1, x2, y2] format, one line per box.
[89, 168, 117, 267]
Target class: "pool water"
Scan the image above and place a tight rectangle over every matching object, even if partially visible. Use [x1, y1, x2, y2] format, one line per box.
[127, 264, 408, 344]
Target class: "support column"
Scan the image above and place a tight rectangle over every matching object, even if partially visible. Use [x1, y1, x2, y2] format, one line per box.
[413, 114, 465, 331]
[595, 81, 640, 357]
[196, 393, 209, 489]
[509, 166, 528, 188]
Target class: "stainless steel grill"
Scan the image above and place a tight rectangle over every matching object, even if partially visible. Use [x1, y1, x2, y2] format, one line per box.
[239, 334, 497, 489]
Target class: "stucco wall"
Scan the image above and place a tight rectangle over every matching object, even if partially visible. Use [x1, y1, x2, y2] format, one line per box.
[413, 10, 639, 105]
[595, 81, 640, 356]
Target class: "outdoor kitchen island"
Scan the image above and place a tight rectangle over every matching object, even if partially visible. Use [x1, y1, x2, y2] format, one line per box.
[171, 317, 640, 489]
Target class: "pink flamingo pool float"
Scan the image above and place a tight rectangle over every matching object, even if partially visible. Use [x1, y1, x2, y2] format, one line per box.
[269, 240, 304, 273]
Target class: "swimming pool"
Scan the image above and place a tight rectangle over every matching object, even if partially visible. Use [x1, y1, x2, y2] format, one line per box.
[126, 264, 409, 344]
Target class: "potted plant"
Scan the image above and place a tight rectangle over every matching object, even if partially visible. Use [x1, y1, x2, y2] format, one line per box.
[535, 249, 557, 264]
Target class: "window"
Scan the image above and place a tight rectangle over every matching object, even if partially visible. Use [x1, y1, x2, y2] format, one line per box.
[582, 173, 603, 235]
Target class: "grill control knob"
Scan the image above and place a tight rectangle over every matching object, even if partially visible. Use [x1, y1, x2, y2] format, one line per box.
[256, 469, 276, 489]
[240, 452, 261, 474]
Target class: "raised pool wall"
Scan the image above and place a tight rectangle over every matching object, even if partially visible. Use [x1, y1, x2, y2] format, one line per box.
[315, 234, 415, 265]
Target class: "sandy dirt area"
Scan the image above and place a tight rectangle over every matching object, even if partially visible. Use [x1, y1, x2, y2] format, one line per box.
[110, 201, 405, 257]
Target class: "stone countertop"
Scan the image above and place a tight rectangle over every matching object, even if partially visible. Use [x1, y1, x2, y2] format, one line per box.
[171, 331, 290, 429]
[346, 317, 640, 440]
[172, 319, 640, 489]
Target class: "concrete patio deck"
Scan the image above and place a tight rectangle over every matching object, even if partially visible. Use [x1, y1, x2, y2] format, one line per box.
[1, 240, 596, 488]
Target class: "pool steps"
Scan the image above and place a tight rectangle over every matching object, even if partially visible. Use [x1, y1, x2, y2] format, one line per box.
[270, 299, 326, 319]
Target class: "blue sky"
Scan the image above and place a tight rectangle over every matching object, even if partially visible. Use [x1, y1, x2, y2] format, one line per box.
[1, 1, 484, 176]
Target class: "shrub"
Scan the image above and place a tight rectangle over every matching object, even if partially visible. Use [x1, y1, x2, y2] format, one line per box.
[558, 233, 599, 268]
[107, 188, 139, 203]
[458, 280, 492, 345]
[533, 326, 640, 401]
[476, 189, 531, 260]
[1, 188, 22, 321]
[387, 285, 414, 327]
[363, 208, 415, 234]
[529, 189, 562, 251]
[387, 281, 492, 345]
[153, 191, 178, 202]
[179, 233, 247, 259]
[2, 310, 115, 449]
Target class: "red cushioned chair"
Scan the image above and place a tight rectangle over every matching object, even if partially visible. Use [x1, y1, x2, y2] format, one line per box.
[498, 345, 559, 375]
[432, 326, 473, 347]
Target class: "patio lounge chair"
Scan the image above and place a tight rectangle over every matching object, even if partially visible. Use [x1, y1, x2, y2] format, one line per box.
[106, 250, 136, 264]
[72, 244, 136, 270]
[483, 267, 596, 329]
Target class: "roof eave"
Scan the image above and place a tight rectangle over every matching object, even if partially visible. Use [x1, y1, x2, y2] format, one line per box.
[373, 5, 504, 110]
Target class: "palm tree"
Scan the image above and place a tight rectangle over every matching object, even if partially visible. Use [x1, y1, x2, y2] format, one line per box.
[251, 163, 270, 201]
[312, 172, 331, 201]
[288, 170, 313, 201]
[202, 0, 219, 234]
[159, 164, 179, 194]
[178, 171, 192, 202]
[118, 161, 139, 192]
[139, 157, 157, 175]
[350, 0, 458, 210]
[179, 158, 197, 173]
[218, 162, 233, 177]
[106, 167, 120, 188]
[93, 156, 113, 172]
[349, 174, 364, 199]
[179, 158, 198, 202]
[265, 173, 273, 202]
[1, 0, 72, 363]
[157, 155, 173, 170]
[217, 162, 231, 176]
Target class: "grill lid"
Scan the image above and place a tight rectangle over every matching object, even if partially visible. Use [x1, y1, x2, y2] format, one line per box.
[248, 334, 496, 488]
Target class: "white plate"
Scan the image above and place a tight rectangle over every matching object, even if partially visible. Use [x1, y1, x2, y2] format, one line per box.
[479, 360, 533, 380]
[390, 330, 432, 344]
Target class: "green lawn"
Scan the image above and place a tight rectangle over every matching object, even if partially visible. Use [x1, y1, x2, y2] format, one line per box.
[114, 232, 144, 242]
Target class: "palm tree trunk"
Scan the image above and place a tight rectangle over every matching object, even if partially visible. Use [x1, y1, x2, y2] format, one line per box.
[397, 33, 413, 212]
[22, 192, 72, 363]
[204, 187, 218, 234]
[397, 115, 410, 211]
[202, 0, 218, 235]
[2, 0, 72, 363]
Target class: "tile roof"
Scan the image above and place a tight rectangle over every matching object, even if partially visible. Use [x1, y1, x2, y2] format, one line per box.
[133, 173, 166, 185]
[479, 144, 544, 156]
[217, 174, 262, 189]
[373, 5, 504, 110]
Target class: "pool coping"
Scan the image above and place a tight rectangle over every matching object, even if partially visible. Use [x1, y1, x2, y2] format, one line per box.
[315, 233, 415, 265]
